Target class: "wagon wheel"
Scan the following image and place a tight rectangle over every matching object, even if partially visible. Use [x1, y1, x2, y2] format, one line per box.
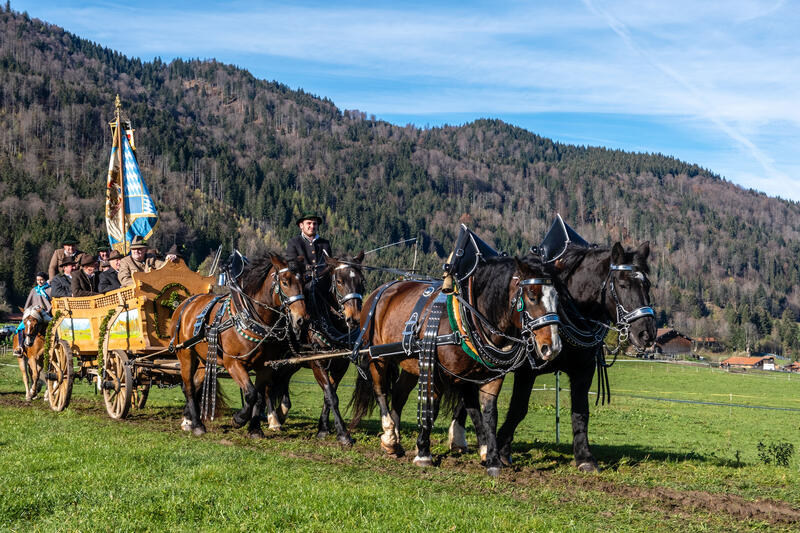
[102, 349, 133, 420]
[47, 340, 74, 412]
[132, 381, 150, 409]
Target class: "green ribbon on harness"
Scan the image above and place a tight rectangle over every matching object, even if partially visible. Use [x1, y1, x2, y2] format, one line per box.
[445, 294, 495, 368]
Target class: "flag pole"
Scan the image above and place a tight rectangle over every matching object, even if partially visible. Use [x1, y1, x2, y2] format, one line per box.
[115, 95, 127, 254]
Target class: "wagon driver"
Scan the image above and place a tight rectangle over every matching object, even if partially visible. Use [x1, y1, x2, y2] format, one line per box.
[285, 213, 332, 293]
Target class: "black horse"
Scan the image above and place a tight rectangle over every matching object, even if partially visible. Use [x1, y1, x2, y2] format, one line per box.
[449, 241, 656, 471]
[266, 252, 366, 445]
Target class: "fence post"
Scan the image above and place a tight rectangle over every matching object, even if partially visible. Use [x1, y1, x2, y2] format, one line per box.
[555, 371, 560, 444]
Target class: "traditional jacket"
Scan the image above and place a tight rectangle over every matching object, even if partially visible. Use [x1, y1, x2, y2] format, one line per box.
[71, 269, 99, 297]
[286, 234, 332, 275]
[117, 255, 165, 287]
[50, 274, 73, 298]
[48, 248, 84, 281]
[24, 284, 52, 314]
[98, 268, 121, 293]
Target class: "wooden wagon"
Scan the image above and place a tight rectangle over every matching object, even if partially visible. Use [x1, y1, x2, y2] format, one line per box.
[44, 260, 215, 419]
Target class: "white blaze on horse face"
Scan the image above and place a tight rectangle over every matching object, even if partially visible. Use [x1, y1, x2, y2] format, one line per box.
[543, 285, 562, 356]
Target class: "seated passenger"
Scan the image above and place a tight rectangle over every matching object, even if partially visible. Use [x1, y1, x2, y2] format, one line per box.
[71, 255, 100, 297]
[50, 258, 77, 298]
[48, 236, 83, 281]
[98, 250, 123, 293]
[117, 236, 178, 287]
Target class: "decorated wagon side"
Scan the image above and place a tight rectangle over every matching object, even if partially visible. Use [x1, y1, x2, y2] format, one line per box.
[44, 260, 215, 419]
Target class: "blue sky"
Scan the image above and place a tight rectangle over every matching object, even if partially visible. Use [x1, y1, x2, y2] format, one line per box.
[13, 0, 800, 200]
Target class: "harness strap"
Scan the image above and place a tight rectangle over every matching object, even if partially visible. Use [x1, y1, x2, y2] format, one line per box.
[349, 280, 404, 374]
[200, 299, 228, 421]
[402, 283, 441, 356]
[168, 294, 204, 352]
[417, 300, 445, 432]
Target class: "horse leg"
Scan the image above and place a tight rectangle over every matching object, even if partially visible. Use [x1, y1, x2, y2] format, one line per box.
[455, 385, 488, 459]
[245, 368, 271, 439]
[316, 360, 348, 438]
[368, 361, 403, 457]
[413, 391, 440, 467]
[448, 397, 469, 453]
[497, 367, 536, 466]
[226, 361, 262, 438]
[179, 351, 205, 435]
[310, 361, 354, 446]
[568, 362, 598, 472]
[17, 349, 32, 402]
[478, 383, 503, 477]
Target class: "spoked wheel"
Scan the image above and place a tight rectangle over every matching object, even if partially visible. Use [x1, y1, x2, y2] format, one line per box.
[102, 349, 133, 419]
[132, 382, 150, 410]
[47, 340, 74, 412]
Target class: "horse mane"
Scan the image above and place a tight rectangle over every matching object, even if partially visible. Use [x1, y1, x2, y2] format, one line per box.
[557, 243, 650, 276]
[471, 256, 517, 327]
[239, 251, 300, 295]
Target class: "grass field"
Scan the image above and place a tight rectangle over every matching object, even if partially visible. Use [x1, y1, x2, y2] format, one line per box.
[1, 348, 799, 531]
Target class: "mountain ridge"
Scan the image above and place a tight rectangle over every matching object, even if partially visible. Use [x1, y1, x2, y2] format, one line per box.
[1, 7, 799, 356]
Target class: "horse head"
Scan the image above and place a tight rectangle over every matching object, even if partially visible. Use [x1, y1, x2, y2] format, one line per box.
[269, 253, 310, 336]
[21, 307, 44, 348]
[511, 258, 562, 361]
[324, 250, 366, 329]
[605, 241, 656, 350]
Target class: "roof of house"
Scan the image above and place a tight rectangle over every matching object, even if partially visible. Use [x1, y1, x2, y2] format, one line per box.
[721, 356, 774, 366]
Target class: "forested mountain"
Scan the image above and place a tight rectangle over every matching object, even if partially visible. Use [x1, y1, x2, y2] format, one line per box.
[1, 7, 799, 356]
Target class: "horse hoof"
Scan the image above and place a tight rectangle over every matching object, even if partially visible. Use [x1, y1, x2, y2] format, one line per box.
[248, 430, 265, 440]
[577, 461, 599, 473]
[381, 441, 405, 458]
[232, 414, 248, 428]
[413, 455, 433, 467]
[486, 466, 501, 478]
[500, 454, 513, 467]
[338, 435, 355, 447]
[316, 431, 329, 440]
[192, 426, 206, 436]
[450, 445, 467, 454]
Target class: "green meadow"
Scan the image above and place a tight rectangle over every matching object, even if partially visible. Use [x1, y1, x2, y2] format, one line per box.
[1, 349, 799, 532]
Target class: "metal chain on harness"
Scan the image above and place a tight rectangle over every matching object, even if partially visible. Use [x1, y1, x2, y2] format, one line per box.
[417, 301, 444, 432]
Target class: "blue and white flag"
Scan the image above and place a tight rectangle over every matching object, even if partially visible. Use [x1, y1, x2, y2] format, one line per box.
[105, 113, 158, 253]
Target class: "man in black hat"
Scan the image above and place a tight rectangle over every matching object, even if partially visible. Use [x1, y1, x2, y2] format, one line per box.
[50, 257, 78, 298]
[72, 255, 100, 297]
[98, 250, 124, 293]
[47, 236, 84, 281]
[97, 241, 111, 264]
[286, 213, 332, 285]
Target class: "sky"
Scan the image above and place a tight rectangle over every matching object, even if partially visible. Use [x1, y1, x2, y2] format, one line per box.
[12, 0, 800, 201]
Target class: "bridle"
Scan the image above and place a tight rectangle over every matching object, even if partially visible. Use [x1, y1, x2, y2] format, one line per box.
[511, 276, 561, 359]
[273, 267, 306, 309]
[332, 263, 364, 307]
[599, 263, 655, 342]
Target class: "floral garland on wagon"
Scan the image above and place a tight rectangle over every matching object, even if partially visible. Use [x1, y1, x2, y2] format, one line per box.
[96, 308, 117, 383]
[153, 283, 190, 338]
[42, 310, 63, 374]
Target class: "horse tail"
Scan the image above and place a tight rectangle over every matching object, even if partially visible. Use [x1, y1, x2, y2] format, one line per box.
[439, 382, 463, 419]
[348, 371, 374, 430]
[348, 362, 399, 430]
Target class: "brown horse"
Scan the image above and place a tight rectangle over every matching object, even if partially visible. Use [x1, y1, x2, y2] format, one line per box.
[14, 307, 48, 401]
[268, 252, 366, 446]
[170, 252, 308, 438]
[351, 255, 560, 475]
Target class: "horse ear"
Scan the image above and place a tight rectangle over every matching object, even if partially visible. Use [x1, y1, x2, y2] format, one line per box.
[611, 242, 625, 264]
[355, 250, 365, 263]
[636, 241, 651, 261]
[270, 253, 288, 270]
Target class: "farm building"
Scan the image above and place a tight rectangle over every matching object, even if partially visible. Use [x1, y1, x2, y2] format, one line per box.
[784, 361, 800, 373]
[654, 328, 693, 356]
[694, 337, 724, 352]
[720, 356, 775, 370]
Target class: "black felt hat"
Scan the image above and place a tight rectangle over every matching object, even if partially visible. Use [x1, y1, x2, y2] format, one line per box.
[62, 235, 79, 246]
[296, 213, 323, 226]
